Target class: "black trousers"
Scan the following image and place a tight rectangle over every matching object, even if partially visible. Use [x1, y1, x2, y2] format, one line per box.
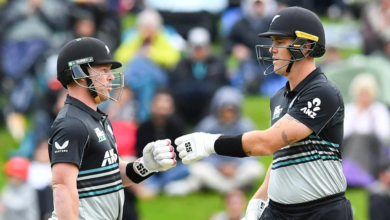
[260, 193, 354, 220]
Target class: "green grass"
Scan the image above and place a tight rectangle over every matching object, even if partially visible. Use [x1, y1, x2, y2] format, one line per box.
[0, 96, 369, 220]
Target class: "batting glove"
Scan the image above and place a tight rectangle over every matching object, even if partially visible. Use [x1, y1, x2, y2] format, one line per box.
[175, 132, 220, 164]
[241, 199, 268, 220]
[134, 139, 177, 177]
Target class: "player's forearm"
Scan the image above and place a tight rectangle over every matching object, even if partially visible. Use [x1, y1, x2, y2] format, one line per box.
[213, 131, 274, 158]
[53, 183, 79, 220]
[252, 164, 272, 200]
[119, 159, 135, 187]
[242, 130, 274, 156]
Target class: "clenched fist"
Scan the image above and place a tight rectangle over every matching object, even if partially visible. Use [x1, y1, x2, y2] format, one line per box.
[134, 139, 177, 177]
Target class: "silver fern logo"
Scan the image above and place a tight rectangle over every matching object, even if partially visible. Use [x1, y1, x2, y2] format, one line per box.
[300, 98, 321, 119]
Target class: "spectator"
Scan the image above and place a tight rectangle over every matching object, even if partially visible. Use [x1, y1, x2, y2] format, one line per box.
[115, 9, 181, 121]
[342, 73, 390, 220]
[115, 9, 181, 69]
[343, 73, 390, 188]
[0, 0, 69, 141]
[27, 140, 54, 220]
[1, 157, 39, 220]
[225, 0, 286, 95]
[70, 1, 122, 51]
[209, 190, 246, 220]
[0, 0, 69, 110]
[135, 90, 189, 198]
[165, 86, 264, 194]
[170, 27, 230, 126]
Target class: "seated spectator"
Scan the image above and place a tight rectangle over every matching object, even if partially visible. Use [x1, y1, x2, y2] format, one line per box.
[135, 90, 189, 198]
[170, 27, 230, 127]
[165, 86, 264, 194]
[115, 9, 181, 69]
[115, 9, 181, 121]
[343, 73, 390, 220]
[209, 189, 246, 220]
[27, 140, 54, 220]
[343, 73, 390, 187]
[1, 157, 39, 220]
[144, 0, 229, 41]
[225, 0, 287, 96]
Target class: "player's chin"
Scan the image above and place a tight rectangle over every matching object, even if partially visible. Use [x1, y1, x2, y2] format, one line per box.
[99, 93, 110, 102]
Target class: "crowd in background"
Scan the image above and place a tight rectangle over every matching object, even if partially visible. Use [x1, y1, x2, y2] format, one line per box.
[1, 0, 390, 220]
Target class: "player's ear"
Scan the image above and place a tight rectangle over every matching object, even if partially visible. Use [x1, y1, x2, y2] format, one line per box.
[76, 78, 87, 86]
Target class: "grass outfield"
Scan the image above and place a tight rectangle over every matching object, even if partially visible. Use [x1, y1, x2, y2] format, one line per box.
[0, 96, 368, 220]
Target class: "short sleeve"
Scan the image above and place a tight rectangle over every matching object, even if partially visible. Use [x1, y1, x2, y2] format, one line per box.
[49, 117, 89, 168]
[288, 84, 341, 134]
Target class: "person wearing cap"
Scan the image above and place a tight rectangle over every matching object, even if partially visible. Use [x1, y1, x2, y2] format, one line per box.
[50, 37, 178, 220]
[1, 157, 39, 220]
[175, 7, 352, 220]
[170, 27, 230, 127]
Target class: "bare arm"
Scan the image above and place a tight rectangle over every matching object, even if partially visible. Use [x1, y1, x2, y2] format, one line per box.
[242, 114, 313, 156]
[252, 164, 272, 201]
[51, 163, 79, 220]
[119, 158, 135, 187]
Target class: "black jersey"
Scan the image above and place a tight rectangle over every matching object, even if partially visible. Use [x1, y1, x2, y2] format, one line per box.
[48, 95, 124, 220]
[268, 68, 347, 204]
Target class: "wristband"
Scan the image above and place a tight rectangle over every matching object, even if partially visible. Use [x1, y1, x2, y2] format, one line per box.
[126, 162, 154, 183]
[214, 134, 247, 158]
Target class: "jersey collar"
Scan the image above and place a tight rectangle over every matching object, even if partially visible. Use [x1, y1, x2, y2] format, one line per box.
[65, 95, 106, 120]
[284, 68, 323, 97]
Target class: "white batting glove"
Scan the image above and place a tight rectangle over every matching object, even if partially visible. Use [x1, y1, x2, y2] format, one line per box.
[134, 139, 177, 177]
[241, 199, 268, 220]
[175, 132, 221, 164]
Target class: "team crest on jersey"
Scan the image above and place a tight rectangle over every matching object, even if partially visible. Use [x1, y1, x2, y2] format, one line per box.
[272, 105, 283, 120]
[94, 127, 107, 142]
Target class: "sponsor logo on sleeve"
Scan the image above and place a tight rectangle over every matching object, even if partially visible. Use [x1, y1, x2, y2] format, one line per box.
[55, 140, 69, 153]
[300, 98, 321, 119]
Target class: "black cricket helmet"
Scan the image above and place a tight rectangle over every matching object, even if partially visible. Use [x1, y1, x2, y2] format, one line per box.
[256, 7, 326, 75]
[57, 37, 124, 103]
